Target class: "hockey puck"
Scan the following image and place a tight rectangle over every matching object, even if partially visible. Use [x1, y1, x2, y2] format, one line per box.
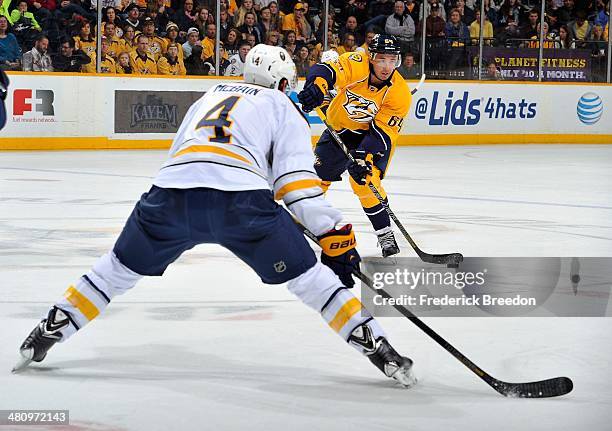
[571, 274, 580, 284]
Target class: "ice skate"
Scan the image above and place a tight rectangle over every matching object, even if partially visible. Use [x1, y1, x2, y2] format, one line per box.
[12, 307, 68, 373]
[377, 228, 400, 258]
[368, 337, 417, 387]
[350, 323, 416, 387]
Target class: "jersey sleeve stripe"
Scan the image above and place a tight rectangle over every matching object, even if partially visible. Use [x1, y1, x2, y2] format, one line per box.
[274, 178, 322, 200]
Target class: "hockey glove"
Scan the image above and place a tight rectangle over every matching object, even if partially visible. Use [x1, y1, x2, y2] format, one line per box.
[297, 77, 327, 112]
[347, 151, 374, 185]
[318, 224, 361, 288]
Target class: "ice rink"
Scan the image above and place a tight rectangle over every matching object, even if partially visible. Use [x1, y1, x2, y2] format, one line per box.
[1, 145, 611, 431]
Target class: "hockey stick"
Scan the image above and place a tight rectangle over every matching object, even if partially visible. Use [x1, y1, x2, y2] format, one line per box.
[293, 218, 573, 398]
[314, 107, 463, 266]
[410, 73, 426, 95]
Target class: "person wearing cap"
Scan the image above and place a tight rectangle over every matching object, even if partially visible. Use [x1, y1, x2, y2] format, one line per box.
[129, 33, 158, 74]
[157, 42, 185, 75]
[282, 2, 309, 42]
[182, 26, 201, 58]
[418, 2, 445, 37]
[162, 21, 184, 62]
[142, 16, 164, 60]
[123, 4, 142, 31]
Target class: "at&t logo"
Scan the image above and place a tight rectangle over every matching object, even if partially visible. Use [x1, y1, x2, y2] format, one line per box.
[576, 93, 603, 125]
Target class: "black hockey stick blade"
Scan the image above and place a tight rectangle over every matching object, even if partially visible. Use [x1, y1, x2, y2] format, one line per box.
[491, 376, 574, 398]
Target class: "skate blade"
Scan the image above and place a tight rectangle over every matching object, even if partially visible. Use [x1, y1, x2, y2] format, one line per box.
[392, 365, 418, 388]
[12, 356, 33, 373]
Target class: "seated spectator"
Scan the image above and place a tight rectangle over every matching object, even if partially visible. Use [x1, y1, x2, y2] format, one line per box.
[54, 0, 96, 27]
[455, 0, 475, 25]
[234, 0, 256, 28]
[201, 23, 217, 60]
[129, 34, 158, 74]
[153, 0, 174, 34]
[182, 27, 201, 58]
[224, 41, 250, 76]
[336, 32, 356, 55]
[356, 30, 376, 52]
[526, 22, 555, 48]
[344, 0, 369, 24]
[203, 42, 230, 75]
[103, 22, 123, 59]
[239, 11, 263, 44]
[121, 25, 137, 54]
[397, 52, 420, 79]
[283, 29, 298, 56]
[103, 6, 124, 38]
[554, 24, 573, 48]
[594, 1, 609, 29]
[194, 6, 210, 35]
[568, 10, 593, 47]
[546, 9, 560, 34]
[496, 15, 520, 46]
[418, 2, 446, 38]
[484, 60, 503, 80]
[22, 33, 52, 71]
[268, 1, 284, 33]
[73, 20, 96, 59]
[294, 45, 311, 77]
[0, 16, 21, 70]
[282, 2, 310, 42]
[258, 6, 278, 38]
[162, 22, 184, 61]
[10, 1, 42, 32]
[51, 37, 90, 72]
[404, 0, 421, 26]
[385, 0, 416, 53]
[116, 51, 132, 73]
[245, 33, 257, 47]
[26, 0, 55, 30]
[557, 0, 574, 26]
[10, 1, 41, 52]
[446, 8, 470, 45]
[496, 0, 523, 30]
[175, 0, 197, 33]
[225, 28, 241, 56]
[157, 42, 186, 75]
[185, 44, 211, 75]
[141, 16, 164, 60]
[520, 9, 539, 39]
[265, 29, 280, 46]
[219, 6, 231, 41]
[100, 37, 117, 73]
[123, 4, 142, 32]
[339, 15, 361, 46]
[469, 9, 493, 43]
[589, 24, 607, 57]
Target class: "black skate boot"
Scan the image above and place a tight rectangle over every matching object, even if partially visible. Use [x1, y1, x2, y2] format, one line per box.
[377, 228, 400, 258]
[12, 307, 69, 373]
[349, 324, 417, 387]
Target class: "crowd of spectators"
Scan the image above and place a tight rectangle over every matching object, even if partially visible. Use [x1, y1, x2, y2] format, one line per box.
[0, 0, 609, 78]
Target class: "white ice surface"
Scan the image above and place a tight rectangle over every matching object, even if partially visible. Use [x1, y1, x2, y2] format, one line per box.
[0, 145, 611, 431]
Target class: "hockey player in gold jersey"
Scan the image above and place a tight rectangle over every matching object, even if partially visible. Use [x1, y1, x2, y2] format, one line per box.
[298, 34, 410, 257]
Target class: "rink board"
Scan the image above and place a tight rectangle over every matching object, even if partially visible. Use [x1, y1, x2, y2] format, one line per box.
[1, 72, 611, 150]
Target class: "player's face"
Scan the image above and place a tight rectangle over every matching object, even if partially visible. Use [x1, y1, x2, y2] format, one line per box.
[370, 53, 398, 81]
[239, 44, 251, 59]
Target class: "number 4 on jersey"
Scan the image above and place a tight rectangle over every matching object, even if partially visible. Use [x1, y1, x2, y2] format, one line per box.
[196, 96, 240, 143]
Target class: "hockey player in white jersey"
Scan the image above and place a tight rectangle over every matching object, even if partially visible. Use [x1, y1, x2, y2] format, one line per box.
[14, 44, 416, 387]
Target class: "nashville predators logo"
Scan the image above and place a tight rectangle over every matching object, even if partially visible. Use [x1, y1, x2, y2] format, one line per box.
[343, 90, 379, 123]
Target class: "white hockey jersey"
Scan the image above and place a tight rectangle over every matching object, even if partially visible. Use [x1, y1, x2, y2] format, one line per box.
[153, 82, 341, 235]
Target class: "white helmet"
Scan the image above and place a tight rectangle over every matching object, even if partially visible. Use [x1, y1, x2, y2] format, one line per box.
[243, 44, 298, 94]
[320, 50, 339, 63]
